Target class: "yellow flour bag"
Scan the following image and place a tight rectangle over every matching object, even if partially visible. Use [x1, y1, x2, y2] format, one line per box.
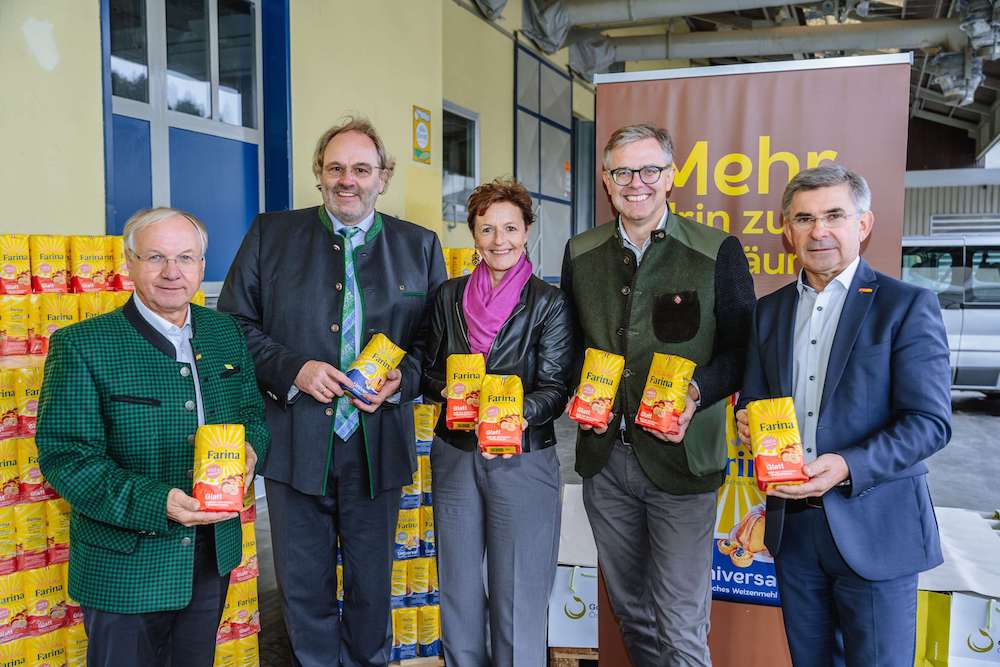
[15, 368, 42, 438]
[13, 501, 46, 571]
[344, 334, 406, 404]
[213, 640, 238, 667]
[24, 627, 65, 667]
[569, 348, 625, 428]
[0, 369, 18, 439]
[407, 558, 429, 606]
[747, 397, 809, 490]
[0, 507, 15, 576]
[445, 354, 485, 430]
[34, 293, 79, 354]
[229, 521, 258, 583]
[109, 236, 134, 291]
[392, 607, 418, 660]
[0, 572, 26, 643]
[635, 353, 697, 435]
[447, 248, 477, 278]
[193, 424, 246, 512]
[390, 559, 407, 607]
[0, 295, 31, 356]
[65, 620, 88, 666]
[420, 505, 435, 557]
[413, 403, 436, 443]
[236, 634, 259, 667]
[418, 605, 441, 657]
[17, 438, 55, 503]
[60, 562, 82, 626]
[29, 235, 69, 294]
[77, 292, 105, 321]
[394, 508, 419, 560]
[45, 498, 70, 565]
[0, 636, 24, 665]
[69, 236, 112, 293]
[418, 454, 432, 505]
[192, 290, 206, 307]
[0, 438, 18, 507]
[0, 236, 31, 295]
[23, 564, 65, 635]
[476, 374, 523, 455]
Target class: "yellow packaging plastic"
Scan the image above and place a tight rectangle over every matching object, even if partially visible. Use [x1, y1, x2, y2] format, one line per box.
[24, 627, 65, 667]
[45, 498, 70, 565]
[419, 505, 435, 557]
[103, 290, 131, 312]
[66, 620, 88, 666]
[192, 290, 206, 307]
[213, 639, 238, 667]
[0, 438, 18, 507]
[0, 572, 27, 643]
[400, 467, 421, 510]
[394, 508, 419, 560]
[33, 293, 79, 354]
[635, 353, 697, 435]
[0, 507, 15, 575]
[77, 292, 105, 321]
[15, 368, 42, 438]
[418, 605, 441, 657]
[0, 369, 18, 439]
[0, 236, 31, 295]
[14, 499, 46, 571]
[17, 438, 55, 503]
[0, 637, 24, 665]
[392, 607, 418, 660]
[476, 374, 523, 455]
[230, 521, 257, 583]
[445, 353, 485, 430]
[23, 564, 65, 635]
[390, 559, 407, 606]
[109, 236, 134, 291]
[569, 348, 625, 428]
[60, 562, 82, 626]
[226, 580, 259, 639]
[413, 403, 436, 443]
[69, 236, 112, 293]
[29, 235, 69, 294]
[0, 295, 31, 356]
[236, 634, 259, 667]
[193, 424, 246, 512]
[747, 397, 809, 490]
[407, 557, 430, 605]
[344, 334, 406, 404]
[418, 454, 432, 505]
[428, 556, 439, 603]
[447, 248, 477, 278]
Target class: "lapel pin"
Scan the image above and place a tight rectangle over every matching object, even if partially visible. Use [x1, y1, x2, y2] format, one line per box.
[224, 363, 234, 370]
[858, 287, 873, 294]
[195, 353, 203, 361]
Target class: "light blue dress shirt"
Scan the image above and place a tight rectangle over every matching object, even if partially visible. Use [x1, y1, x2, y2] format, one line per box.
[792, 256, 861, 463]
[133, 291, 205, 426]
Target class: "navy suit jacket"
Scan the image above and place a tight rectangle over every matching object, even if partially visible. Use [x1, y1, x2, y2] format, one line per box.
[740, 258, 951, 581]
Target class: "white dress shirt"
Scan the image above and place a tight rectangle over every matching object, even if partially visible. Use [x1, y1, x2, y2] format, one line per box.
[791, 256, 861, 463]
[133, 292, 205, 426]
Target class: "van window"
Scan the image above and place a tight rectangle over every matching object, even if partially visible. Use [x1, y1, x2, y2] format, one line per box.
[901, 246, 964, 308]
[969, 247, 1000, 304]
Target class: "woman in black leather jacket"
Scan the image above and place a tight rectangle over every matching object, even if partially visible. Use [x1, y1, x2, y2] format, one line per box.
[422, 178, 574, 667]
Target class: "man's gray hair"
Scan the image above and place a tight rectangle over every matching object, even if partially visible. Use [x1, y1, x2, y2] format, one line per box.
[123, 207, 208, 257]
[603, 124, 674, 169]
[781, 164, 872, 216]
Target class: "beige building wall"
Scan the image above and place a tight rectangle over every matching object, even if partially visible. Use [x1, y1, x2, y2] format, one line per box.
[0, 1, 105, 235]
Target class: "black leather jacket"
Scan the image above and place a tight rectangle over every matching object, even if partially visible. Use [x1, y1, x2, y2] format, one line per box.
[422, 274, 574, 452]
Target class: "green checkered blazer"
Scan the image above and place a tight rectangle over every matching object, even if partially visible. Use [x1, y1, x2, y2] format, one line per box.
[36, 297, 269, 614]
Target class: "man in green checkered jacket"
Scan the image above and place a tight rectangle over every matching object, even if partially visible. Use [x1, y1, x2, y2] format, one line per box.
[36, 208, 269, 667]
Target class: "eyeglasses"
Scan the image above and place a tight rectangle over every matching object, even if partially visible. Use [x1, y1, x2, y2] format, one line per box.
[131, 252, 204, 269]
[606, 165, 671, 187]
[321, 164, 385, 181]
[788, 211, 861, 230]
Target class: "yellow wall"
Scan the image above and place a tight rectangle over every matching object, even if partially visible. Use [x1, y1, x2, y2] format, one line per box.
[0, 1, 105, 234]
[289, 1, 444, 236]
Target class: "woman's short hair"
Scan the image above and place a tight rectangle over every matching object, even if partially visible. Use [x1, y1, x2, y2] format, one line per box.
[466, 178, 535, 232]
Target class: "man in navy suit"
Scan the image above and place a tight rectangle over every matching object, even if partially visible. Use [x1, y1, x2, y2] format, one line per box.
[736, 164, 951, 667]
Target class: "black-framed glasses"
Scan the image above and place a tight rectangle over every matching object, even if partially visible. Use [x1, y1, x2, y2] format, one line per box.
[606, 165, 671, 187]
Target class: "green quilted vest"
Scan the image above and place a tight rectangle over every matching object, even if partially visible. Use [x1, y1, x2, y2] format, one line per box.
[567, 212, 729, 494]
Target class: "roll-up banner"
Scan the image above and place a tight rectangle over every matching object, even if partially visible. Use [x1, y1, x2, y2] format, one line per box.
[593, 53, 910, 663]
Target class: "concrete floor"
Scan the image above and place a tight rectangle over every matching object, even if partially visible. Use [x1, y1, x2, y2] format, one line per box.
[253, 393, 1000, 665]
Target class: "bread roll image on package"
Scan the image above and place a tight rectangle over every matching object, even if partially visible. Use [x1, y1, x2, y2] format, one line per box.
[635, 353, 696, 435]
[193, 424, 246, 512]
[445, 353, 485, 430]
[569, 348, 625, 428]
[477, 374, 524, 455]
[344, 333, 405, 405]
[747, 397, 809, 491]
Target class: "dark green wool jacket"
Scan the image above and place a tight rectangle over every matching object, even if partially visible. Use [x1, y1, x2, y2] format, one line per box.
[37, 298, 269, 614]
[560, 211, 755, 494]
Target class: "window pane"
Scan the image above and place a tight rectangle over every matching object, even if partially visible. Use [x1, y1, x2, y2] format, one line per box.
[901, 246, 964, 308]
[969, 247, 1000, 303]
[442, 110, 476, 224]
[166, 0, 211, 118]
[110, 0, 148, 102]
[218, 0, 256, 128]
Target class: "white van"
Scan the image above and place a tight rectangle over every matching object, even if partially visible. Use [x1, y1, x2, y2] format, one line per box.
[901, 236, 1000, 396]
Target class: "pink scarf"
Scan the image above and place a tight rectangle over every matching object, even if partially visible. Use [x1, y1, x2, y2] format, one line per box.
[462, 253, 533, 356]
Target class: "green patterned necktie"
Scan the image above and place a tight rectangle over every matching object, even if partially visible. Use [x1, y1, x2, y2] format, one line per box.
[334, 226, 361, 440]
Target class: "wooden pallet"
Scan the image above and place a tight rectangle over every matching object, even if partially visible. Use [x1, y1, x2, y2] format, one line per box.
[391, 658, 444, 667]
[549, 646, 599, 666]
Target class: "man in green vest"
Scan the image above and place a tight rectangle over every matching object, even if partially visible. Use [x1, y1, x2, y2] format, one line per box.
[37, 208, 269, 667]
[561, 124, 755, 667]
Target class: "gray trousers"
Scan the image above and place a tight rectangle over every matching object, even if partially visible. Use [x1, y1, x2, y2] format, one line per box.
[583, 441, 716, 667]
[432, 438, 561, 667]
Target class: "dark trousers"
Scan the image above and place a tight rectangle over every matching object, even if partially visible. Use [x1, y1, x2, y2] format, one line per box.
[82, 526, 229, 667]
[265, 431, 400, 667]
[776, 506, 919, 667]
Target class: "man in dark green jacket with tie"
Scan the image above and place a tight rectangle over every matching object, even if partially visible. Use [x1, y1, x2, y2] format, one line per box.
[37, 208, 269, 667]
